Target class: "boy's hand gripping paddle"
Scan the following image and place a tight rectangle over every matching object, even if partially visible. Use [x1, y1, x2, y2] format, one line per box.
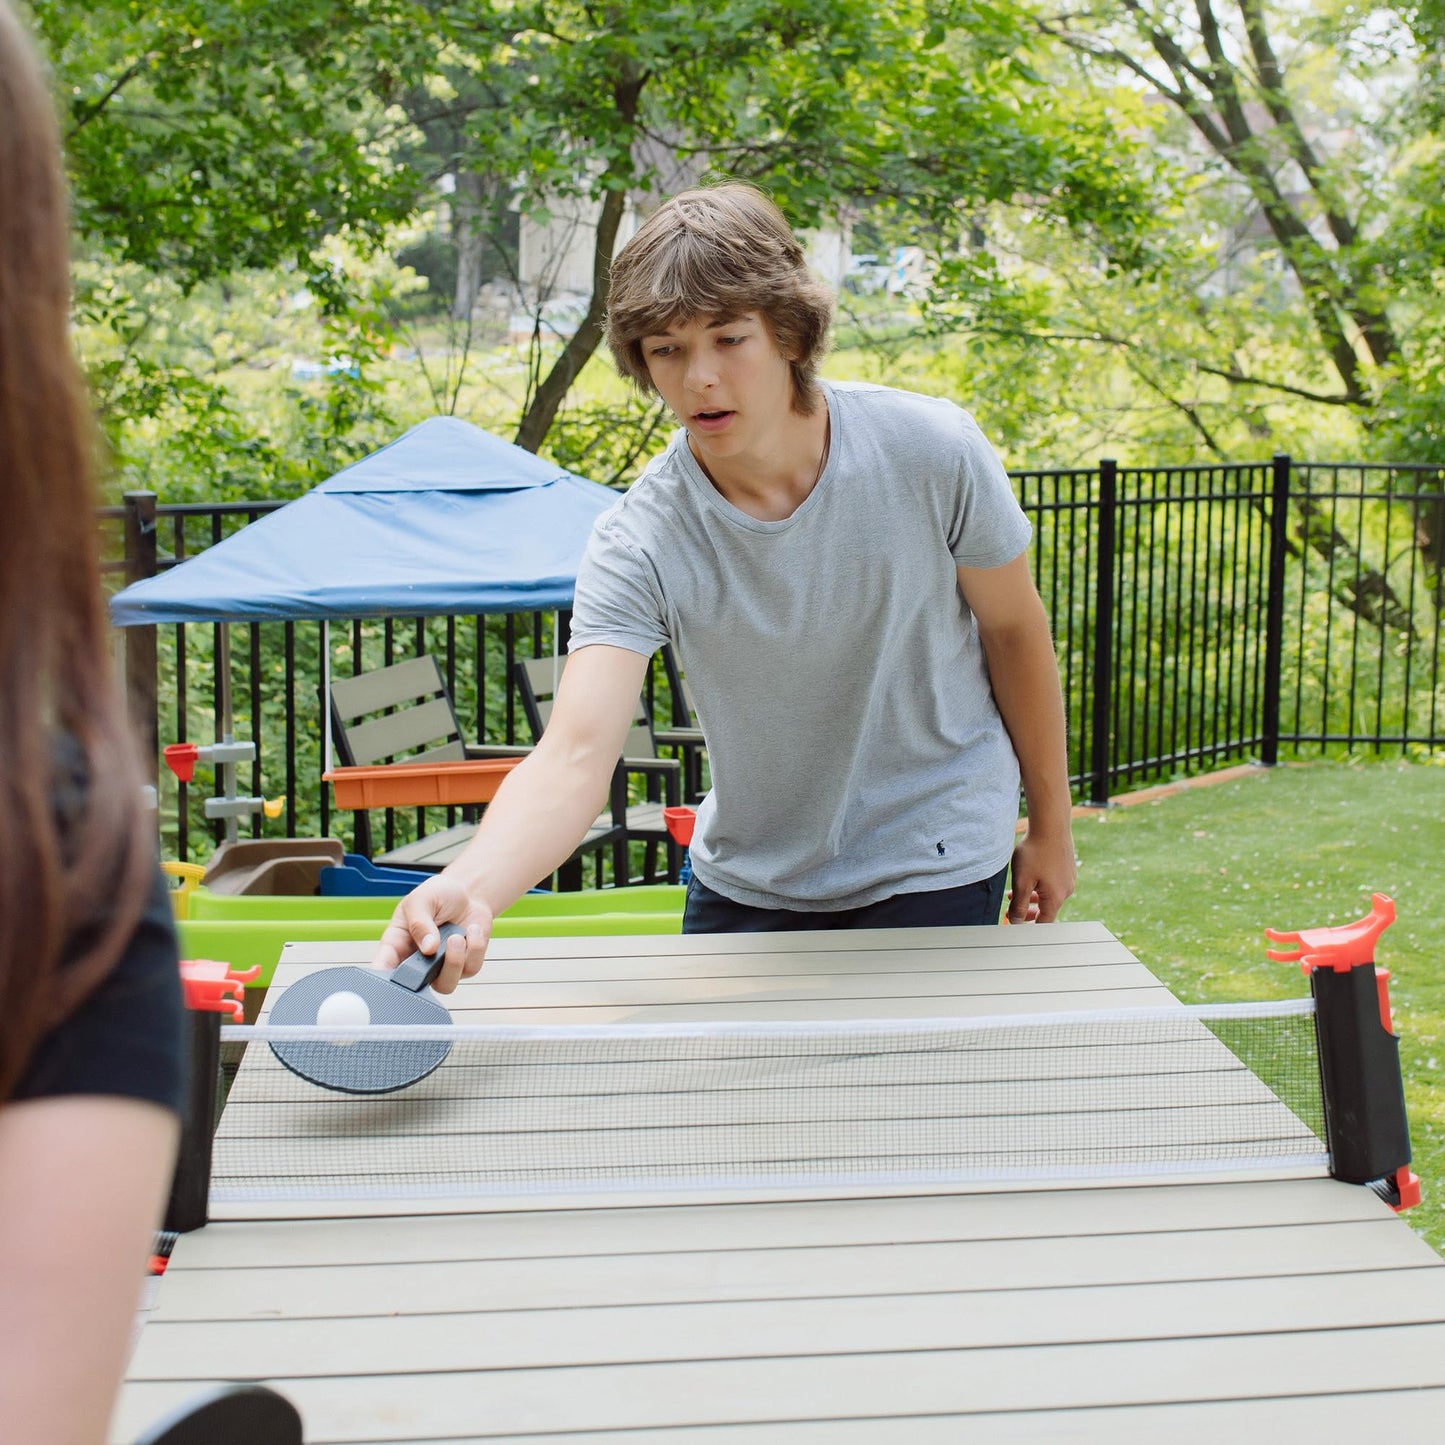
[266, 924, 464, 1094]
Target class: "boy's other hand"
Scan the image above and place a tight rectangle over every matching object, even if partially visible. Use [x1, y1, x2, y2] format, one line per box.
[1007, 828, 1076, 923]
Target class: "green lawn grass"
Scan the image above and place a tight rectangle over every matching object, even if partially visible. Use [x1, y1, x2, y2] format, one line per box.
[1068, 756, 1445, 1255]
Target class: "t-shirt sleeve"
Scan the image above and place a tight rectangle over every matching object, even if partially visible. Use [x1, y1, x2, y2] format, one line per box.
[946, 411, 1032, 568]
[566, 512, 670, 658]
[15, 865, 187, 1114]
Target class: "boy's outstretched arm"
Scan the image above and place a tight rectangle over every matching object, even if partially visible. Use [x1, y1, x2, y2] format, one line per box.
[371, 644, 652, 989]
[957, 555, 1077, 922]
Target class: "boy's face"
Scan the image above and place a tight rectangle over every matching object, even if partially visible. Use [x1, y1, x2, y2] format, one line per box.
[640, 312, 798, 465]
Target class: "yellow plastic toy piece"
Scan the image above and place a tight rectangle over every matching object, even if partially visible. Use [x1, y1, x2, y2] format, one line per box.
[160, 860, 207, 920]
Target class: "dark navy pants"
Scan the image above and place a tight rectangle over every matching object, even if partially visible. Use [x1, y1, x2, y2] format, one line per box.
[682, 867, 1009, 934]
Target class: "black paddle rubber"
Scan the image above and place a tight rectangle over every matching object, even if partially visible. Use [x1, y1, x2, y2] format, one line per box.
[266, 923, 464, 1094]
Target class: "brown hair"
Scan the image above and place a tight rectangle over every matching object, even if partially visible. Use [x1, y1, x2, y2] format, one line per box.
[606, 182, 835, 416]
[0, 0, 153, 1101]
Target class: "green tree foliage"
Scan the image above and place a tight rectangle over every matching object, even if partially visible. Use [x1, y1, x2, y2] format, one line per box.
[29, 0, 441, 494]
[34, 0, 430, 282]
[919, 1, 1445, 469]
[408, 0, 1163, 452]
[35, 0, 1443, 494]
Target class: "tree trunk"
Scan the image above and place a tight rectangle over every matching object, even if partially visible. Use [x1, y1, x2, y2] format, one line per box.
[1295, 497, 1416, 633]
[451, 170, 488, 323]
[1085, 1, 1400, 395]
[513, 64, 644, 456]
[513, 181, 630, 455]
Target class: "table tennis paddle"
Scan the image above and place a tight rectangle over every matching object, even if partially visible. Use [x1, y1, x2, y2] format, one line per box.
[266, 923, 464, 1094]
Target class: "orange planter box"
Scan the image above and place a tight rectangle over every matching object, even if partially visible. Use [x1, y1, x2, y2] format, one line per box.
[324, 758, 521, 810]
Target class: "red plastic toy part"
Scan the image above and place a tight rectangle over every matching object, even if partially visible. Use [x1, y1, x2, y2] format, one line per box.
[163, 742, 200, 783]
[664, 806, 697, 847]
[178, 959, 260, 1021]
[1264, 892, 1395, 972]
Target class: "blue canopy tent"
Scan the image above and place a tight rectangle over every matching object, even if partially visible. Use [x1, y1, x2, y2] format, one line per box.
[109, 415, 621, 768]
[110, 416, 619, 625]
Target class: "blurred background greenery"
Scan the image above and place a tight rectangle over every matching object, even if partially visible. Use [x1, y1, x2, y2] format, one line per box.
[22, 0, 1445, 499]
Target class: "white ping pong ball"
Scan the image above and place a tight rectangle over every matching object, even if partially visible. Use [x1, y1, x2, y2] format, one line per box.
[316, 989, 371, 1038]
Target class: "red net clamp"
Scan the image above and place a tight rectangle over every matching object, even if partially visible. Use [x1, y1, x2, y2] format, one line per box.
[178, 959, 260, 1021]
[1264, 892, 1395, 974]
[1388, 1165, 1423, 1212]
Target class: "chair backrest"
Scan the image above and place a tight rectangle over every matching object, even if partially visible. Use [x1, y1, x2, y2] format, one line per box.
[514, 655, 656, 760]
[330, 655, 468, 768]
[660, 643, 700, 728]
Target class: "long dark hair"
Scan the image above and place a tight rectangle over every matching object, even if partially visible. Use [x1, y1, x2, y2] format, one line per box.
[0, 0, 153, 1100]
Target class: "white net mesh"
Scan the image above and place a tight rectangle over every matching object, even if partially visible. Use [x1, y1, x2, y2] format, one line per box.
[211, 1000, 1326, 1203]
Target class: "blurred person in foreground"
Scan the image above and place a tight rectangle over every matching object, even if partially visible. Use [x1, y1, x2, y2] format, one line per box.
[377, 182, 1075, 988]
[0, 3, 186, 1439]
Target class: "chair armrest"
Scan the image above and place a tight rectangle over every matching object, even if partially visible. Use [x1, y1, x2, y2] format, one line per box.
[622, 756, 681, 774]
[654, 727, 705, 748]
[465, 743, 534, 759]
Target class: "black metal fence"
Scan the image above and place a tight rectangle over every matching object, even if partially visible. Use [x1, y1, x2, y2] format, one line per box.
[103, 454, 1444, 864]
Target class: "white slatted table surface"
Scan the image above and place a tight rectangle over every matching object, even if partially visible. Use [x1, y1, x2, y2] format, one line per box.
[116, 924, 1445, 1443]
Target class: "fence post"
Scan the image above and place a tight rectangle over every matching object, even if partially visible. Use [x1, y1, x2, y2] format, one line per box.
[122, 491, 160, 782]
[1260, 453, 1291, 768]
[1089, 459, 1117, 806]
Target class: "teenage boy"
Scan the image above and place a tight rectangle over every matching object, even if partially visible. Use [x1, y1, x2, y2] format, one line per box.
[376, 183, 1075, 990]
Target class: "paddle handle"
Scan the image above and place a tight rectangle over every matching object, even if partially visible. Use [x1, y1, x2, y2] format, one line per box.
[389, 922, 467, 993]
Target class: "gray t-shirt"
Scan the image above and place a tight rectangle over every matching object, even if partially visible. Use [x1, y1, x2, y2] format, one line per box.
[567, 379, 1032, 910]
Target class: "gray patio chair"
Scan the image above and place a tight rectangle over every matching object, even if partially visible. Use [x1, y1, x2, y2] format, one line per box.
[656, 643, 708, 803]
[329, 654, 625, 888]
[512, 654, 681, 883]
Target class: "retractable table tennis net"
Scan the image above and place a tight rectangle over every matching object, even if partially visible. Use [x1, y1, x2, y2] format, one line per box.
[211, 1000, 1329, 1204]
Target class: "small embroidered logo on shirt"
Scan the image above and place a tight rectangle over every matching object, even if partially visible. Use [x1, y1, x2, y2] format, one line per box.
[935, 841, 946, 856]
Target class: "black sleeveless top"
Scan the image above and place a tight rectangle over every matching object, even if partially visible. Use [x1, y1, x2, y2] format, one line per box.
[13, 740, 186, 1112]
